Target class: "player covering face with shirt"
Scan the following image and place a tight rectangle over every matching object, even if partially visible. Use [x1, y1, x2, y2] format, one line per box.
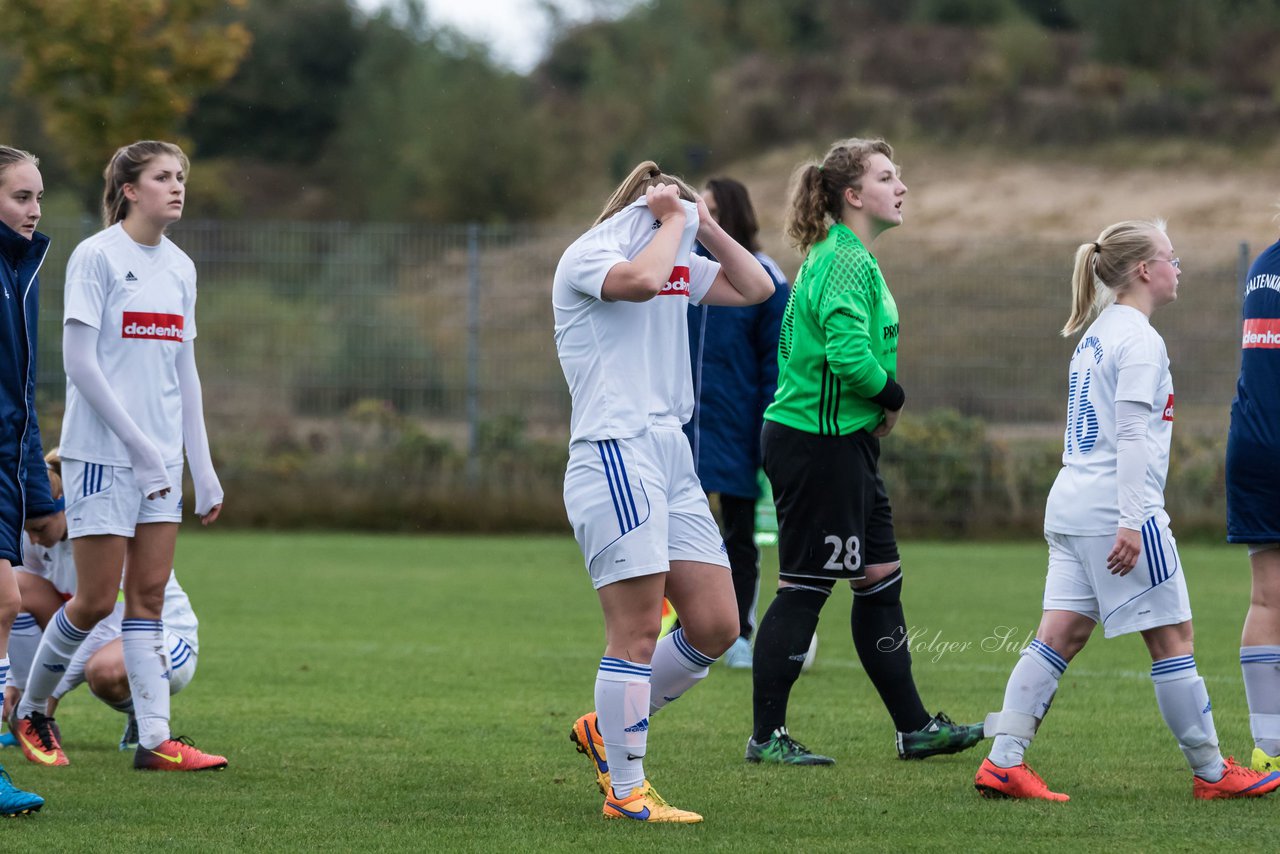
[554, 161, 774, 824]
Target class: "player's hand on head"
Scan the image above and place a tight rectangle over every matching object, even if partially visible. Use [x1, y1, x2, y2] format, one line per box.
[645, 183, 685, 224]
[695, 194, 716, 231]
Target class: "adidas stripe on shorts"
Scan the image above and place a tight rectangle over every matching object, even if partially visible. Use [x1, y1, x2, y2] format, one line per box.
[1043, 511, 1191, 638]
[64, 460, 185, 538]
[563, 425, 729, 589]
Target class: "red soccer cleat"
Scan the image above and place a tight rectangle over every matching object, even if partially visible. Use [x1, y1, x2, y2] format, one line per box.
[974, 757, 1069, 802]
[133, 736, 227, 772]
[1193, 757, 1280, 800]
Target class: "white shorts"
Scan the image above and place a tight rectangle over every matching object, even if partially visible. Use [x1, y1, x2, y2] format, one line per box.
[564, 426, 729, 589]
[54, 602, 197, 699]
[1044, 514, 1192, 638]
[64, 460, 185, 538]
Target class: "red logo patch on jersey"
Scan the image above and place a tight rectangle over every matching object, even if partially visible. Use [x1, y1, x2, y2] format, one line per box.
[1243, 318, 1280, 349]
[658, 266, 690, 297]
[1162, 393, 1175, 422]
[122, 312, 184, 342]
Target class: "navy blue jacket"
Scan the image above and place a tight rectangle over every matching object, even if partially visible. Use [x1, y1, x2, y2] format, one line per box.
[1227, 239, 1280, 542]
[0, 220, 55, 563]
[685, 249, 789, 499]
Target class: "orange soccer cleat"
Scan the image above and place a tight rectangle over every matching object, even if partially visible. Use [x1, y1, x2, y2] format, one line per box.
[974, 757, 1069, 802]
[12, 712, 67, 768]
[603, 780, 702, 824]
[570, 711, 610, 794]
[1193, 757, 1280, 800]
[133, 736, 227, 772]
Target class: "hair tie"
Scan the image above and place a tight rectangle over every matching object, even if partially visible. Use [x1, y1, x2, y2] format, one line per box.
[817, 164, 824, 173]
[1092, 242, 1102, 252]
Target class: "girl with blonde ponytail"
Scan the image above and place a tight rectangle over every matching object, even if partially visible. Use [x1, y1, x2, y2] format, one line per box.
[553, 162, 773, 823]
[977, 220, 1280, 801]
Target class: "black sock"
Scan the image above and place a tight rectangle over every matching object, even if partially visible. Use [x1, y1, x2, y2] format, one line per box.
[752, 586, 828, 743]
[720, 494, 760, 641]
[851, 570, 930, 733]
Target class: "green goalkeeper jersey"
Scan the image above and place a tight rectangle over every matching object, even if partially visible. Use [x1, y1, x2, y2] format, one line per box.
[764, 223, 900, 436]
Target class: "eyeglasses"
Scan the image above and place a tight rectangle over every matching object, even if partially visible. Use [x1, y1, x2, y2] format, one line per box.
[1147, 257, 1180, 270]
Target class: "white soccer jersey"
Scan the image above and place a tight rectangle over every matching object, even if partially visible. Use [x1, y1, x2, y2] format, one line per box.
[1045, 304, 1174, 536]
[15, 534, 76, 595]
[60, 223, 197, 467]
[553, 199, 720, 443]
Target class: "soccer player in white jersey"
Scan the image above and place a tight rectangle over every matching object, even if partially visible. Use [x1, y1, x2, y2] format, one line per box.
[975, 220, 1280, 801]
[556, 162, 774, 823]
[12, 141, 226, 772]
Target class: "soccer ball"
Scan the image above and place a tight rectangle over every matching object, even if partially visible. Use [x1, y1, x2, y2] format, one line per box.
[801, 632, 818, 672]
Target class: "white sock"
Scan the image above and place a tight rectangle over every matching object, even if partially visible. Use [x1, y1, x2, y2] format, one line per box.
[18, 607, 90, 718]
[122, 619, 171, 749]
[594, 656, 650, 799]
[6, 613, 40, 691]
[1240, 645, 1280, 755]
[0, 658, 8, 701]
[648, 628, 716, 715]
[1151, 656, 1224, 781]
[988, 638, 1065, 768]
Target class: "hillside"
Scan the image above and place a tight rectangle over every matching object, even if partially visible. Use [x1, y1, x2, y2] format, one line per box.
[700, 139, 1280, 280]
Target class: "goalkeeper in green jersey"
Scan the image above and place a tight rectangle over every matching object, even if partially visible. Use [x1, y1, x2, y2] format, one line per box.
[746, 138, 985, 767]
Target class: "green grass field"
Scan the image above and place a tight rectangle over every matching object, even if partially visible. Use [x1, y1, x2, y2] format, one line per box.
[1, 532, 1272, 852]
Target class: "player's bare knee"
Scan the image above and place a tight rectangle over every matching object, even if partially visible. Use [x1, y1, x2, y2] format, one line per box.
[683, 614, 738, 658]
[68, 595, 115, 627]
[86, 658, 129, 702]
[1142, 621, 1194, 660]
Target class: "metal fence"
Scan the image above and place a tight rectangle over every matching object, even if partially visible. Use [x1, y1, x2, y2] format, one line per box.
[28, 217, 1255, 533]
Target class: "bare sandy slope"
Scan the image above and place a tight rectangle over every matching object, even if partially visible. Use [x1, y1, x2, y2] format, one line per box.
[732, 141, 1280, 271]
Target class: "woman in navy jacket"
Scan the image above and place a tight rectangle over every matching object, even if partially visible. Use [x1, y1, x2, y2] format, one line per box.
[0, 145, 59, 816]
[685, 178, 790, 669]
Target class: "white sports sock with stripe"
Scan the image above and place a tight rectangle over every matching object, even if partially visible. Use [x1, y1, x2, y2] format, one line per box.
[5, 613, 41, 691]
[18, 606, 90, 718]
[1240, 645, 1280, 755]
[594, 657, 650, 799]
[1151, 656, 1224, 781]
[122, 618, 171, 749]
[988, 639, 1066, 768]
[648, 628, 716, 715]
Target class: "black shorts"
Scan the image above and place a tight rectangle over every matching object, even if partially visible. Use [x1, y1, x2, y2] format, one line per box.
[761, 420, 898, 582]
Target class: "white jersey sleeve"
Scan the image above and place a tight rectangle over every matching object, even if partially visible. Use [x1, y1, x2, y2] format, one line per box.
[687, 254, 719, 306]
[63, 242, 112, 330]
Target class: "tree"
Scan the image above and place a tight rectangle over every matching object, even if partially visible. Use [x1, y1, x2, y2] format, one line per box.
[0, 0, 252, 192]
[188, 0, 363, 163]
[328, 4, 554, 222]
